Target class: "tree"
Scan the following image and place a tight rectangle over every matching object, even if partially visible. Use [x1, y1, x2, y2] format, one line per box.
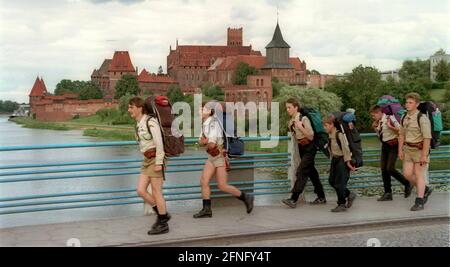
[233, 62, 258, 85]
[433, 60, 450, 82]
[434, 49, 447, 56]
[55, 79, 78, 95]
[0, 100, 19, 113]
[158, 66, 164, 75]
[115, 74, 140, 99]
[166, 85, 185, 103]
[201, 83, 224, 101]
[79, 82, 103, 100]
[399, 59, 430, 81]
[275, 86, 343, 136]
[271, 77, 286, 98]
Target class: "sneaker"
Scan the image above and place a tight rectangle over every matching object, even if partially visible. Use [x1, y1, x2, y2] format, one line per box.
[410, 198, 424, 211]
[424, 187, 433, 204]
[244, 194, 254, 214]
[377, 193, 393, 202]
[346, 192, 357, 208]
[310, 197, 327, 205]
[331, 204, 347, 213]
[404, 184, 413, 198]
[282, 198, 297, 208]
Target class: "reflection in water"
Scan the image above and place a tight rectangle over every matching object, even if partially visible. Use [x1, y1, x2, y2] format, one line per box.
[0, 116, 282, 228]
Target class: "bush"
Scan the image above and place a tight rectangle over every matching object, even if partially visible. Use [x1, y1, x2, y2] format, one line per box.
[96, 108, 121, 122]
[111, 114, 134, 125]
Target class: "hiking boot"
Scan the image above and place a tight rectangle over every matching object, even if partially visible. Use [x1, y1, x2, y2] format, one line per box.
[410, 198, 424, 211]
[310, 197, 327, 205]
[331, 204, 347, 213]
[282, 198, 297, 208]
[147, 221, 169, 235]
[346, 192, 357, 208]
[244, 194, 254, 214]
[151, 213, 171, 229]
[424, 186, 433, 204]
[377, 193, 393, 202]
[193, 207, 212, 219]
[404, 184, 413, 198]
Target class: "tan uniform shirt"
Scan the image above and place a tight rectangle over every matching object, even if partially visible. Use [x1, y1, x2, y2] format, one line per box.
[136, 115, 165, 165]
[201, 116, 224, 146]
[328, 128, 352, 162]
[377, 114, 399, 142]
[399, 110, 432, 144]
[288, 112, 314, 140]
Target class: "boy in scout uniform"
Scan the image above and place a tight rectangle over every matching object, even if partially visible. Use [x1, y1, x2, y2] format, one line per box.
[323, 115, 357, 212]
[282, 98, 326, 208]
[370, 105, 412, 201]
[128, 97, 170, 235]
[398, 93, 433, 211]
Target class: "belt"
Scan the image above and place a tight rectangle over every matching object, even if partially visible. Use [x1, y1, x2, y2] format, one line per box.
[405, 142, 423, 150]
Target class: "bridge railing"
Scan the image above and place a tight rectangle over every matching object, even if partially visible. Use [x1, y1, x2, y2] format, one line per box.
[0, 131, 449, 215]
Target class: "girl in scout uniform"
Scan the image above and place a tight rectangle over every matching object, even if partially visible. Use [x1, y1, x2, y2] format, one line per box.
[128, 97, 170, 235]
[398, 93, 433, 211]
[193, 101, 254, 218]
[370, 105, 412, 201]
[322, 115, 357, 212]
[282, 98, 326, 209]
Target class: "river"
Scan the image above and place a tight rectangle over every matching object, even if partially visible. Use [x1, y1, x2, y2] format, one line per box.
[0, 115, 282, 228]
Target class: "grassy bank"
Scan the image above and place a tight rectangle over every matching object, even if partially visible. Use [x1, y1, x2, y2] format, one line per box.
[9, 117, 70, 131]
[83, 128, 135, 141]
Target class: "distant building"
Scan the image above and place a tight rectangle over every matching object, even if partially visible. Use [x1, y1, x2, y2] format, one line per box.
[307, 74, 337, 89]
[29, 77, 117, 121]
[91, 51, 137, 99]
[430, 50, 450, 82]
[380, 69, 400, 82]
[137, 69, 178, 95]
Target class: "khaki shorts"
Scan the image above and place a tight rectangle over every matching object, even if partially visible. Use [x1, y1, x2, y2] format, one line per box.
[141, 157, 164, 178]
[207, 153, 226, 168]
[403, 146, 430, 164]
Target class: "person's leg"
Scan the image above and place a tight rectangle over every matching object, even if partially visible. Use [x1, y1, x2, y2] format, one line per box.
[388, 145, 410, 187]
[335, 158, 349, 206]
[150, 177, 167, 215]
[330, 158, 348, 212]
[290, 145, 310, 201]
[413, 163, 426, 198]
[380, 143, 392, 194]
[403, 161, 416, 187]
[136, 174, 156, 206]
[306, 147, 325, 200]
[216, 166, 254, 214]
[194, 160, 216, 218]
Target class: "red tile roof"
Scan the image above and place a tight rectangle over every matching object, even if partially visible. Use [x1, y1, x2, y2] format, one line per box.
[29, 77, 48, 97]
[138, 69, 177, 84]
[289, 57, 305, 70]
[209, 56, 305, 71]
[108, 51, 135, 72]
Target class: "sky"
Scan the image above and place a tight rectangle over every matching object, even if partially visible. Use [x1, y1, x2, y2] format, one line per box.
[0, 0, 449, 103]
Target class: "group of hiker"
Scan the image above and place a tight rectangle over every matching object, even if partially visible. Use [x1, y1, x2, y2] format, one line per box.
[126, 91, 443, 235]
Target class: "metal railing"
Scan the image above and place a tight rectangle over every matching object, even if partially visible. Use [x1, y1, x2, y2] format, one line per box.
[0, 132, 449, 215]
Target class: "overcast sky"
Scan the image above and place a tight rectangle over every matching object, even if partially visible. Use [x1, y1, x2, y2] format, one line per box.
[0, 0, 449, 103]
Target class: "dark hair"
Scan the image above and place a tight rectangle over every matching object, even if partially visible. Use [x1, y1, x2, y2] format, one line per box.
[369, 105, 382, 113]
[128, 97, 148, 114]
[203, 101, 223, 117]
[286, 98, 300, 111]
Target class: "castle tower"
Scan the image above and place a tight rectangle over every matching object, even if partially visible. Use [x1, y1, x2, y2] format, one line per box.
[262, 22, 293, 69]
[227, 27, 243, 46]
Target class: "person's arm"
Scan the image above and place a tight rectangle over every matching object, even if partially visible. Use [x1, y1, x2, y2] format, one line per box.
[338, 133, 355, 171]
[420, 116, 432, 165]
[149, 119, 165, 167]
[398, 125, 405, 160]
[387, 116, 400, 133]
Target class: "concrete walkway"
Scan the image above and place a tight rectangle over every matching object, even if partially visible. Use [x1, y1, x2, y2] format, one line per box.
[0, 192, 449, 247]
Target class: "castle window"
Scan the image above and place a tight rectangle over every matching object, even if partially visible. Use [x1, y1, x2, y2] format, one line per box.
[256, 79, 260, 86]
[261, 79, 264, 86]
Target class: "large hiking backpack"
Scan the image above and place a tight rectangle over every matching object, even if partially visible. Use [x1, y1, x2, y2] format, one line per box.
[401, 101, 443, 149]
[332, 112, 363, 168]
[299, 107, 330, 158]
[144, 95, 185, 157]
[215, 112, 245, 158]
[377, 95, 406, 123]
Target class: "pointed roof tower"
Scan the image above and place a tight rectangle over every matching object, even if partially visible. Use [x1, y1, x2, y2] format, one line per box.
[265, 22, 290, 49]
[29, 76, 48, 97]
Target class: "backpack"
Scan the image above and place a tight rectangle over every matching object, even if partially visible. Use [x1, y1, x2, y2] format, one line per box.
[377, 95, 406, 123]
[144, 95, 185, 157]
[299, 107, 330, 158]
[401, 101, 442, 149]
[215, 112, 245, 158]
[332, 112, 364, 168]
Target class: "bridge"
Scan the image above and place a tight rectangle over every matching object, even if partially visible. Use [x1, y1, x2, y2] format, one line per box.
[0, 132, 449, 246]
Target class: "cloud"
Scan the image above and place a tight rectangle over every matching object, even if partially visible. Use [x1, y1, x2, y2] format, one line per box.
[0, 0, 449, 103]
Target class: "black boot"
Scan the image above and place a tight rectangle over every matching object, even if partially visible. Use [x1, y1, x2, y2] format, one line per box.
[238, 192, 254, 214]
[193, 199, 212, 218]
[377, 193, 393, 202]
[410, 198, 424, 211]
[404, 184, 413, 198]
[148, 214, 169, 235]
[151, 206, 171, 229]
